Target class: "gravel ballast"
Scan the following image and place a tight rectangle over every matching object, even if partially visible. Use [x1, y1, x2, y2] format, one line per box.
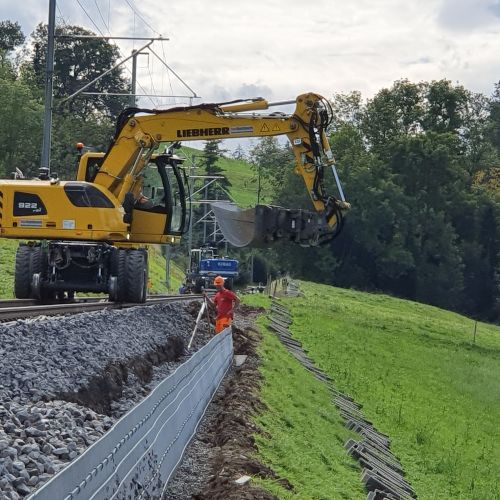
[0, 300, 213, 498]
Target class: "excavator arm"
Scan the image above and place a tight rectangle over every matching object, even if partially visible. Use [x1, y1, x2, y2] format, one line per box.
[92, 92, 349, 246]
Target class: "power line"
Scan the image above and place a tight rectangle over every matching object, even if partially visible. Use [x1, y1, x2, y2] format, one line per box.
[123, 0, 161, 36]
[94, 0, 110, 35]
[161, 40, 176, 106]
[74, 0, 106, 36]
[56, 4, 70, 27]
[107, 0, 111, 33]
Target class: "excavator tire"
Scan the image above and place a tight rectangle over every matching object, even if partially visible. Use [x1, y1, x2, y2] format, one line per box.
[125, 249, 148, 303]
[30, 246, 55, 301]
[110, 248, 127, 302]
[14, 245, 32, 299]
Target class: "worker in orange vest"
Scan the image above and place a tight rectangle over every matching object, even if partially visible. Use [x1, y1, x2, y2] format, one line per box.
[204, 276, 240, 333]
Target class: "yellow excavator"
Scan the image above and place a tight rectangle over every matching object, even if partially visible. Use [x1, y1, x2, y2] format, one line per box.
[0, 92, 349, 302]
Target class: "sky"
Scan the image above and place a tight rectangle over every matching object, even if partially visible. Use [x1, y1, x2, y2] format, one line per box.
[2, 0, 500, 112]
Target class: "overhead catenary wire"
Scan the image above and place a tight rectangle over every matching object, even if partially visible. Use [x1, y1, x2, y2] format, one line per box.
[94, 0, 110, 34]
[123, 0, 162, 36]
[74, 0, 106, 36]
[161, 40, 176, 107]
[67, 0, 195, 108]
[69, 0, 160, 108]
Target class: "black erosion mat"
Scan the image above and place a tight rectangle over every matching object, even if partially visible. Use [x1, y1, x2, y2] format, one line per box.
[211, 202, 342, 247]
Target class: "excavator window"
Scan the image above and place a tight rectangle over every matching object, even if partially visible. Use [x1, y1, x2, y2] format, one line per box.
[84, 157, 103, 183]
[64, 183, 114, 208]
[134, 163, 168, 213]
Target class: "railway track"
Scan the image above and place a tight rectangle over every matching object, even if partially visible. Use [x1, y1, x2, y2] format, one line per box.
[0, 294, 202, 322]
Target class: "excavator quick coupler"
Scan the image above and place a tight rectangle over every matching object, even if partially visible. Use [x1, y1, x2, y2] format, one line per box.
[211, 202, 344, 248]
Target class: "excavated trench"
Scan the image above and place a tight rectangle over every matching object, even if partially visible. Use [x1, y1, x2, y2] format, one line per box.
[57, 335, 185, 415]
[164, 306, 290, 500]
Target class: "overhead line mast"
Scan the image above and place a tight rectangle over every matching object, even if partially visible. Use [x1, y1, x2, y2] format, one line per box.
[40, 0, 56, 178]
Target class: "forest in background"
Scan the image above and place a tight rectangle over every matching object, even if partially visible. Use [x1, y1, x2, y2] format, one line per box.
[1, 20, 499, 322]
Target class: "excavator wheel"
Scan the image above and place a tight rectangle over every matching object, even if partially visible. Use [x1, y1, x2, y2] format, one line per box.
[30, 246, 55, 301]
[125, 249, 148, 303]
[193, 278, 204, 294]
[110, 248, 127, 302]
[14, 245, 32, 299]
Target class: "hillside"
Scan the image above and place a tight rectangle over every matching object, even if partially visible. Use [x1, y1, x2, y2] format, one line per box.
[246, 283, 500, 499]
[178, 145, 273, 206]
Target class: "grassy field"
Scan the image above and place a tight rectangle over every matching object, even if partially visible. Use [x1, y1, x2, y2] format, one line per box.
[244, 295, 365, 499]
[257, 282, 500, 499]
[0, 239, 19, 297]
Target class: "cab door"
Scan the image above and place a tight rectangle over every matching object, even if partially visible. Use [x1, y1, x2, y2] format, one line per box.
[129, 155, 188, 243]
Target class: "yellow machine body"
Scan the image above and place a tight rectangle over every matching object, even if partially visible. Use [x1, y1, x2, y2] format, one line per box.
[0, 179, 128, 241]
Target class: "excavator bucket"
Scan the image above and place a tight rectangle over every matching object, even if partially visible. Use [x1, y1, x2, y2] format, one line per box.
[211, 202, 343, 248]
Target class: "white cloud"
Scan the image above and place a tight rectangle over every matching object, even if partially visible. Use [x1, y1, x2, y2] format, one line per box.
[2, 0, 500, 106]
[437, 0, 500, 31]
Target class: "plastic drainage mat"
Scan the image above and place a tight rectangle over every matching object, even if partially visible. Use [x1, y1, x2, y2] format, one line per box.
[29, 328, 233, 500]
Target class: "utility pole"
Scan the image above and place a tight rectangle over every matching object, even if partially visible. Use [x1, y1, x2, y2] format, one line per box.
[40, 0, 56, 176]
[130, 49, 138, 107]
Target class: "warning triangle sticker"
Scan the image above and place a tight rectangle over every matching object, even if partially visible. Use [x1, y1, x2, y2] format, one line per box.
[260, 123, 270, 132]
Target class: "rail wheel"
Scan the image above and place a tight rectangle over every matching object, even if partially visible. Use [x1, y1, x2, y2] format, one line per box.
[30, 246, 54, 301]
[193, 278, 204, 294]
[110, 248, 127, 302]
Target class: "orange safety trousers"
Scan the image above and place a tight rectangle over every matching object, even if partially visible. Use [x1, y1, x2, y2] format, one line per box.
[215, 315, 232, 334]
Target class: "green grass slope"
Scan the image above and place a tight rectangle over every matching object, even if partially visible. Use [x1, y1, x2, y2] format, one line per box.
[0, 239, 19, 297]
[263, 282, 500, 499]
[178, 145, 272, 206]
[244, 295, 364, 499]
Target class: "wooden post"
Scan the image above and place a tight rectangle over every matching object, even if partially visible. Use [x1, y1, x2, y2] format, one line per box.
[473, 320, 478, 345]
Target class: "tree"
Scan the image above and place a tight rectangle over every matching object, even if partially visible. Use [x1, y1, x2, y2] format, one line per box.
[203, 139, 231, 194]
[249, 136, 293, 200]
[258, 80, 500, 322]
[0, 21, 25, 52]
[26, 23, 130, 120]
[0, 76, 43, 177]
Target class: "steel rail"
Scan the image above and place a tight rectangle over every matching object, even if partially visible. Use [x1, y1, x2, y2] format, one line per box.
[0, 294, 202, 323]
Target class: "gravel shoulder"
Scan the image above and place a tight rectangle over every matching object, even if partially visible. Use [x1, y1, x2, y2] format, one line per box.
[0, 300, 211, 499]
